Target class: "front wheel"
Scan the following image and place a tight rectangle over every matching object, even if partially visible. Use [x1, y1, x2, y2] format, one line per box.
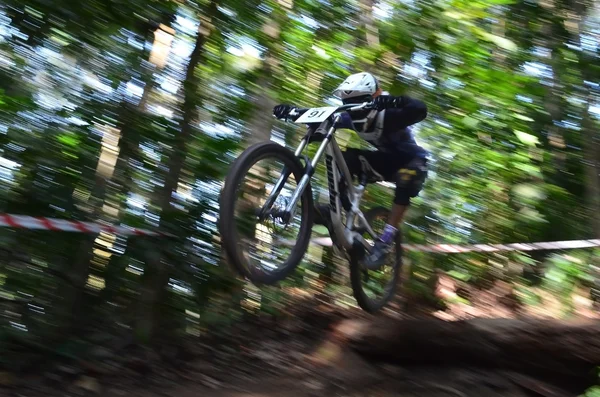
[349, 207, 402, 313]
[219, 142, 314, 285]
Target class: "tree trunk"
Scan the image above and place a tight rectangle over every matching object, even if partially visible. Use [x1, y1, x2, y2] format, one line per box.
[359, 0, 379, 48]
[65, 26, 167, 333]
[575, 5, 600, 238]
[244, 66, 277, 145]
[154, 30, 205, 211]
[583, 108, 600, 238]
[135, 2, 218, 341]
[354, 0, 380, 73]
[244, 44, 281, 144]
[243, 1, 294, 146]
[335, 317, 600, 384]
[535, 1, 568, 184]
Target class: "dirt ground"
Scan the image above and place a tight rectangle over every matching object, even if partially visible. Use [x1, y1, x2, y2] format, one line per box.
[3, 281, 599, 397]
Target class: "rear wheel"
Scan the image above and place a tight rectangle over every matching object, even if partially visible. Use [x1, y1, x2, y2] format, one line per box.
[219, 142, 314, 285]
[349, 207, 402, 313]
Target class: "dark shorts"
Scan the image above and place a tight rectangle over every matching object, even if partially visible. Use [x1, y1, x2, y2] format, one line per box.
[342, 148, 428, 206]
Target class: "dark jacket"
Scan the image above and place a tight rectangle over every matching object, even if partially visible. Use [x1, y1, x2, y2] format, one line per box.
[339, 95, 428, 158]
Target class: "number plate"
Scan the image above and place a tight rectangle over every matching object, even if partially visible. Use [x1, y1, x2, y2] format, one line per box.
[294, 106, 338, 124]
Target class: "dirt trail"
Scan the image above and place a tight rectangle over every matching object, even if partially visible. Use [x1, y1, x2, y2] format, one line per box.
[5, 297, 599, 397]
[100, 316, 597, 397]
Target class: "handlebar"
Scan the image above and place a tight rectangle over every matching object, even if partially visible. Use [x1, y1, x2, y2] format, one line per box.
[287, 101, 374, 119]
[338, 102, 375, 112]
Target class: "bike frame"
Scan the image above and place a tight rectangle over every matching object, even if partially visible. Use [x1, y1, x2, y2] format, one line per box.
[263, 103, 379, 253]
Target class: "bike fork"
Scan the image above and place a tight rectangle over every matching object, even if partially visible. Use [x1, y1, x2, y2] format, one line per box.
[282, 121, 339, 223]
[257, 135, 311, 220]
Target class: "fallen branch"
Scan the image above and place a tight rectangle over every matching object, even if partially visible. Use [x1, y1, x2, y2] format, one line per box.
[343, 317, 600, 382]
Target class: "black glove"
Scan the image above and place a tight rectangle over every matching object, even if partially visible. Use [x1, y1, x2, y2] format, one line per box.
[273, 104, 295, 119]
[372, 95, 408, 111]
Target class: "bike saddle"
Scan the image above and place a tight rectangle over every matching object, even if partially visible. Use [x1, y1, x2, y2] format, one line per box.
[358, 155, 384, 184]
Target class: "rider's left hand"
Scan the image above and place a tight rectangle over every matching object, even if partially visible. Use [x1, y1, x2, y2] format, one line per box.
[372, 95, 408, 111]
[273, 104, 294, 119]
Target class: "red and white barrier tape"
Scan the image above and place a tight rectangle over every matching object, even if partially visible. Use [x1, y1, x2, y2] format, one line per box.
[2, 214, 599, 252]
[0, 214, 173, 237]
[308, 237, 600, 253]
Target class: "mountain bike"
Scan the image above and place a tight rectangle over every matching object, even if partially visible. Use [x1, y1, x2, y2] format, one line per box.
[218, 102, 402, 313]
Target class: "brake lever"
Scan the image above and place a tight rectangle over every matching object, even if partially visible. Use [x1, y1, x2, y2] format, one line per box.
[287, 108, 299, 122]
[348, 102, 374, 112]
[363, 102, 376, 110]
[272, 108, 300, 122]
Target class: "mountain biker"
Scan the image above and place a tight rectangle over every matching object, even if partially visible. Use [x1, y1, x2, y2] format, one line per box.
[272, 72, 428, 270]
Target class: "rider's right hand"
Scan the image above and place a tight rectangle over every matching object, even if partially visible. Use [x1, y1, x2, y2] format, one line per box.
[273, 104, 294, 119]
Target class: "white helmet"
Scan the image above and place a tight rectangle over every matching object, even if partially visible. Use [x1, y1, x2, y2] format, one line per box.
[333, 72, 379, 102]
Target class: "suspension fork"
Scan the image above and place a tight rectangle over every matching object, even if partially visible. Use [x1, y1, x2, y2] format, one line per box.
[281, 119, 340, 223]
[256, 137, 309, 220]
[258, 121, 332, 221]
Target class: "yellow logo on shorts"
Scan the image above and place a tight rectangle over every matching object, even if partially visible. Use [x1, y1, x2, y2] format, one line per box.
[398, 168, 416, 181]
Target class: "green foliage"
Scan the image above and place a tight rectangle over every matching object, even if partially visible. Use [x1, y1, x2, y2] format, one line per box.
[580, 368, 600, 397]
[0, 0, 599, 370]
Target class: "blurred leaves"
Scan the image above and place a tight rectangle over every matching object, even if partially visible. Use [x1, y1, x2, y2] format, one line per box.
[513, 130, 540, 146]
[0, 0, 598, 378]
